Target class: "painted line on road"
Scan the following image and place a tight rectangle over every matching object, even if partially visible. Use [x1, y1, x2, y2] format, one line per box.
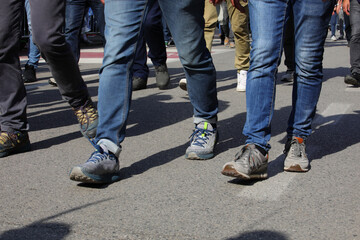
[237, 102, 352, 201]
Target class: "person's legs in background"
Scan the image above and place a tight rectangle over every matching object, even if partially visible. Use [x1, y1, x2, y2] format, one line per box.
[226, 0, 250, 92]
[23, 0, 41, 83]
[344, 0, 360, 87]
[280, 3, 295, 82]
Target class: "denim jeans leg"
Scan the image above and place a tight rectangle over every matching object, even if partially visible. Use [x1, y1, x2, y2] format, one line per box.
[287, 0, 334, 139]
[159, 0, 218, 124]
[95, 0, 148, 149]
[25, 0, 41, 68]
[243, 0, 288, 151]
[89, 0, 105, 42]
[65, 0, 87, 62]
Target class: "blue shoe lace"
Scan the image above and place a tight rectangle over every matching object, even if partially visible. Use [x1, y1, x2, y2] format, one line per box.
[189, 126, 216, 148]
[86, 138, 109, 163]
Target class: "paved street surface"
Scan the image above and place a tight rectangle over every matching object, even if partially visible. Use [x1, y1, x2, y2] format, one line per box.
[1, 37, 359, 240]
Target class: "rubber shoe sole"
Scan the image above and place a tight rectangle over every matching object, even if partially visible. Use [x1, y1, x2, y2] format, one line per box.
[69, 167, 121, 184]
[0, 143, 31, 158]
[221, 163, 268, 180]
[284, 164, 309, 172]
[185, 152, 214, 160]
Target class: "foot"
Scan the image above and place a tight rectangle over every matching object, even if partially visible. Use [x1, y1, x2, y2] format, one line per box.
[73, 100, 98, 138]
[179, 78, 187, 91]
[221, 144, 268, 180]
[0, 130, 31, 158]
[48, 77, 57, 87]
[154, 64, 170, 89]
[132, 76, 147, 91]
[69, 142, 120, 184]
[331, 35, 337, 41]
[280, 70, 294, 82]
[283, 136, 309, 172]
[23, 64, 37, 83]
[236, 70, 247, 92]
[185, 122, 218, 160]
[344, 72, 360, 87]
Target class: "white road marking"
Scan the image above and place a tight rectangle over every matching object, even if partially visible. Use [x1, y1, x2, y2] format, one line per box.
[237, 102, 352, 201]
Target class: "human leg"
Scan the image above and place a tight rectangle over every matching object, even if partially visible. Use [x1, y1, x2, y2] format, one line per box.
[160, 0, 218, 159]
[23, 0, 41, 83]
[284, 0, 334, 171]
[203, 0, 218, 52]
[30, 0, 98, 138]
[65, 0, 87, 62]
[143, 0, 169, 89]
[0, 0, 31, 157]
[344, 0, 360, 86]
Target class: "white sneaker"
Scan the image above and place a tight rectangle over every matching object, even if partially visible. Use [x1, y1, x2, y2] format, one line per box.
[236, 70, 247, 92]
[331, 35, 337, 41]
[179, 78, 187, 91]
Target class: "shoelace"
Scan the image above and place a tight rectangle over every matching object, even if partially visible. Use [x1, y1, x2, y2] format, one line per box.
[234, 145, 264, 169]
[74, 101, 97, 127]
[289, 140, 304, 157]
[86, 138, 108, 163]
[189, 127, 215, 148]
[0, 132, 17, 145]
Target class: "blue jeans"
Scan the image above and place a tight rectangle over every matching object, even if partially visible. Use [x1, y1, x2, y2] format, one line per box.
[243, 0, 334, 151]
[330, 12, 338, 36]
[25, 0, 41, 68]
[96, 0, 218, 151]
[65, 0, 105, 62]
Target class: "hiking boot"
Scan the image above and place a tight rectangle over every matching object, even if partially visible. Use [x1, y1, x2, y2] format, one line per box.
[69, 143, 120, 184]
[179, 78, 187, 91]
[344, 72, 360, 87]
[236, 70, 247, 92]
[23, 64, 37, 83]
[0, 131, 31, 158]
[155, 64, 170, 89]
[283, 136, 309, 172]
[132, 76, 147, 91]
[280, 70, 294, 82]
[221, 144, 268, 179]
[73, 100, 98, 138]
[185, 121, 218, 160]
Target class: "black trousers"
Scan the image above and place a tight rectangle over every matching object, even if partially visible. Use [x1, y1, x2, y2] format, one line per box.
[0, 0, 90, 132]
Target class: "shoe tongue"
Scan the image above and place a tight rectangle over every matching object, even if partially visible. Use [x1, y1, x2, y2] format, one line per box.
[293, 137, 304, 144]
[99, 144, 109, 153]
[197, 122, 213, 131]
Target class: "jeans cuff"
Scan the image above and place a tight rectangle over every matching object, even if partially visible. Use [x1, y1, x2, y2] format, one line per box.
[193, 115, 217, 125]
[97, 139, 122, 158]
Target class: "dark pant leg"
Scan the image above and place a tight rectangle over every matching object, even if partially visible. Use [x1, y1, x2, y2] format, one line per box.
[30, 0, 90, 108]
[132, 32, 149, 80]
[350, 0, 360, 74]
[283, 7, 295, 71]
[344, 13, 351, 42]
[144, 0, 167, 66]
[0, 0, 28, 132]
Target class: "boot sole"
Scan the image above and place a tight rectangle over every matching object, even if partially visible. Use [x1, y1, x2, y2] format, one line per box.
[0, 143, 31, 158]
[221, 165, 268, 180]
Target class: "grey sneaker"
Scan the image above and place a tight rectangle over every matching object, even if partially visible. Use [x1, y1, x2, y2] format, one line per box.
[221, 144, 268, 179]
[69, 142, 120, 184]
[185, 122, 218, 160]
[154, 64, 170, 89]
[283, 136, 309, 172]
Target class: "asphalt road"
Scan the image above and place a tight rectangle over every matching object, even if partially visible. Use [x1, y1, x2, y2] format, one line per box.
[1, 36, 359, 240]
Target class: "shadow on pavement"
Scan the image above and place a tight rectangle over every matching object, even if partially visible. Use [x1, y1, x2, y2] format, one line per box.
[226, 230, 288, 240]
[0, 198, 113, 240]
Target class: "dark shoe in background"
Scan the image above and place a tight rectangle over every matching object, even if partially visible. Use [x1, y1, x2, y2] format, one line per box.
[154, 64, 170, 89]
[344, 72, 360, 87]
[132, 76, 147, 91]
[23, 64, 37, 83]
